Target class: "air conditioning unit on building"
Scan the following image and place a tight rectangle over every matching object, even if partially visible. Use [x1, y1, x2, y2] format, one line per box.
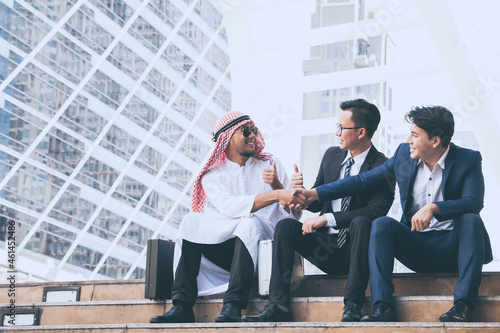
[354, 54, 377, 67]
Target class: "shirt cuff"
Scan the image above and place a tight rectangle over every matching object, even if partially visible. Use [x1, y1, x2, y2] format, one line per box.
[325, 213, 337, 228]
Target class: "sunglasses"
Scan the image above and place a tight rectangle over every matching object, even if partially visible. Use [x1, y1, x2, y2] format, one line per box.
[240, 126, 259, 137]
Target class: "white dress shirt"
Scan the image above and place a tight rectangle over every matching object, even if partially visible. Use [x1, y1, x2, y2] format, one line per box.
[409, 146, 454, 232]
[324, 146, 371, 232]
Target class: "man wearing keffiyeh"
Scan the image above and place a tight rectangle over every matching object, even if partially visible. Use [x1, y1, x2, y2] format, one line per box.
[150, 111, 305, 324]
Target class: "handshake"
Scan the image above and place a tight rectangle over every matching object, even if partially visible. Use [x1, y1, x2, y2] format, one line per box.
[277, 164, 319, 211]
[278, 187, 318, 211]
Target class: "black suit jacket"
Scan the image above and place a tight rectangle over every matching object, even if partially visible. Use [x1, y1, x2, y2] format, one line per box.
[307, 146, 395, 229]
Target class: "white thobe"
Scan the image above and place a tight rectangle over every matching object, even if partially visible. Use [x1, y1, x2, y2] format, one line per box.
[174, 156, 299, 296]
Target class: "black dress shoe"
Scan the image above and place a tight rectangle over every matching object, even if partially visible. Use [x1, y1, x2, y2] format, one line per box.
[439, 300, 472, 322]
[215, 302, 242, 322]
[241, 303, 292, 322]
[341, 301, 362, 322]
[150, 305, 195, 323]
[361, 302, 397, 322]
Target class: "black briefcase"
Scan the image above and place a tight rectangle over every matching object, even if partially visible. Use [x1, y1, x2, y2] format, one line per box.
[144, 238, 175, 300]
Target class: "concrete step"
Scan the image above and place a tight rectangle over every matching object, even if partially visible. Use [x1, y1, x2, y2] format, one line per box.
[0, 280, 145, 303]
[2, 296, 500, 325]
[1, 272, 499, 303]
[2, 322, 500, 333]
[298, 272, 500, 299]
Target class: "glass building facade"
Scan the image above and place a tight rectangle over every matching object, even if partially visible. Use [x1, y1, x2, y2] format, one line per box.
[0, 0, 231, 281]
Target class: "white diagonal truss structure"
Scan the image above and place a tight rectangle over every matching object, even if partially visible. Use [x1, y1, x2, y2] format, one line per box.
[0, 0, 231, 281]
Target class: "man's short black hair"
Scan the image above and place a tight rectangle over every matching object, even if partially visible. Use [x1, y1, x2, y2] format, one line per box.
[340, 99, 381, 139]
[405, 106, 454, 147]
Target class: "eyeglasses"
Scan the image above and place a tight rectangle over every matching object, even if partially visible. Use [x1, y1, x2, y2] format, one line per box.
[336, 124, 362, 134]
[240, 126, 259, 137]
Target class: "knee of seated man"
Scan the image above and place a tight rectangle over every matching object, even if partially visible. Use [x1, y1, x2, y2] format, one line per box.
[371, 216, 396, 232]
[275, 218, 299, 234]
[234, 216, 266, 237]
[239, 216, 262, 227]
[369, 217, 400, 242]
[455, 213, 482, 233]
[349, 216, 371, 232]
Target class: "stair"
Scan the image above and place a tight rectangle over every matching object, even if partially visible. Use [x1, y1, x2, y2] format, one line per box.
[1, 273, 500, 332]
[3, 272, 499, 303]
[2, 322, 500, 333]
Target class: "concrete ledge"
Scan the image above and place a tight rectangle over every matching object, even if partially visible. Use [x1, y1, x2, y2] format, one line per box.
[2, 322, 500, 332]
[0, 280, 145, 303]
[2, 272, 500, 303]
[6, 295, 500, 307]
[2, 296, 500, 324]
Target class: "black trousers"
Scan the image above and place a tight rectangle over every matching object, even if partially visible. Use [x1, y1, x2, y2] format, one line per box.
[171, 237, 254, 308]
[269, 217, 371, 307]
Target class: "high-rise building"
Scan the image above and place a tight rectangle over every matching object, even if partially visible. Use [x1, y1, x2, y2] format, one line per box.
[0, 0, 231, 281]
[301, 0, 392, 192]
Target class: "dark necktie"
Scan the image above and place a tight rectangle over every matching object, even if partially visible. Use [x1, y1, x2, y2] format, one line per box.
[337, 157, 354, 248]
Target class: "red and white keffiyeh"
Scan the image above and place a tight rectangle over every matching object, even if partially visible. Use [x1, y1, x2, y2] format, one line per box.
[191, 111, 273, 212]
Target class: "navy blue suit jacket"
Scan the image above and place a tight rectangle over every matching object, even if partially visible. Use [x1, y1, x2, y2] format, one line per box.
[315, 142, 492, 264]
